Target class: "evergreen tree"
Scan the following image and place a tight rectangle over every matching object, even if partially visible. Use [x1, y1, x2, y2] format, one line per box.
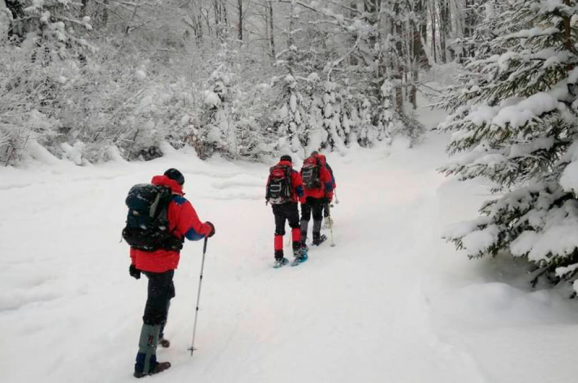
[273, 72, 307, 155]
[271, 0, 312, 156]
[0, 0, 92, 165]
[321, 79, 348, 153]
[193, 45, 238, 160]
[440, 0, 578, 291]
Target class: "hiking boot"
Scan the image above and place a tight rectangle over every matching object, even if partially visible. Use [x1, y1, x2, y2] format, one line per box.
[134, 361, 171, 378]
[312, 233, 327, 246]
[293, 248, 304, 259]
[292, 247, 308, 265]
[274, 258, 289, 268]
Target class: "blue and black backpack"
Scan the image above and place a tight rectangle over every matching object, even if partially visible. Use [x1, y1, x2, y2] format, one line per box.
[122, 184, 184, 251]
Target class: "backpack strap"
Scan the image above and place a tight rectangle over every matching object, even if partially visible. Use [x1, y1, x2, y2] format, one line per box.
[265, 166, 274, 201]
[285, 166, 294, 199]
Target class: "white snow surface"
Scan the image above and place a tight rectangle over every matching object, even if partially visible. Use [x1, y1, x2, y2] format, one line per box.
[2, 105, 578, 383]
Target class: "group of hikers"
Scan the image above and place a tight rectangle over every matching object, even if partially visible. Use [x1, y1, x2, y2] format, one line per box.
[265, 151, 336, 267]
[123, 152, 336, 378]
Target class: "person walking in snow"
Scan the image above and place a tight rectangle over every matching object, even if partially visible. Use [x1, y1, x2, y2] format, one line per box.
[265, 155, 307, 267]
[315, 153, 337, 227]
[127, 168, 215, 378]
[300, 152, 334, 247]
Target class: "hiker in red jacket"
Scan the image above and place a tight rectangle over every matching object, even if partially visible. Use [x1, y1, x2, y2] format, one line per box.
[129, 168, 215, 378]
[318, 153, 337, 227]
[265, 155, 306, 267]
[300, 153, 334, 247]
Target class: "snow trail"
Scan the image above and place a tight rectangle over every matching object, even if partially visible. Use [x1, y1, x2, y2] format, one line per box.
[0, 133, 486, 383]
[2, 131, 578, 382]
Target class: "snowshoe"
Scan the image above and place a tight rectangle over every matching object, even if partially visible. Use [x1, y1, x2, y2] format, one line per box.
[312, 234, 327, 246]
[273, 258, 289, 268]
[291, 248, 308, 266]
[134, 361, 171, 378]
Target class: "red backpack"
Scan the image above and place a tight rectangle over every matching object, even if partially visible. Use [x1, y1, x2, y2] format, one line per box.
[301, 156, 322, 189]
[266, 165, 293, 204]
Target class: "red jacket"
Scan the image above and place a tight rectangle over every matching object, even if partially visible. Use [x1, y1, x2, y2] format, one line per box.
[130, 175, 212, 273]
[318, 154, 337, 189]
[301, 155, 334, 200]
[266, 160, 305, 203]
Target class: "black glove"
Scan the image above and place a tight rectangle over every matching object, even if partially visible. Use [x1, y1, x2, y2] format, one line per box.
[129, 264, 141, 280]
[206, 221, 216, 238]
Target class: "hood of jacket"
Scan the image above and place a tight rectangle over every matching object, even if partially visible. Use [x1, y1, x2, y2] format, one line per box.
[151, 175, 184, 195]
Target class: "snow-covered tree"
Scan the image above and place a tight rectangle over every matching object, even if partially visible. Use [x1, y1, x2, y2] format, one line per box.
[235, 81, 277, 161]
[0, 0, 10, 43]
[320, 79, 348, 153]
[0, 0, 490, 166]
[0, 0, 93, 165]
[193, 52, 236, 160]
[440, 0, 578, 292]
[272, 72, 307, 155]
[301, 73, 348, 154]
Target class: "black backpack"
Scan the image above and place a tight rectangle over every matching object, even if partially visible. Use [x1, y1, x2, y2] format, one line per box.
[122, 184, 184, 252]
[301, 156, 321, 189]
[266, 165, 293, 204]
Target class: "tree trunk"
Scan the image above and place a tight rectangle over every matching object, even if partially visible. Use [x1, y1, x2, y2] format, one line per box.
[363, 0, 383, 102]
[464, 0, 476, 56]
[394, 0, 403, 114]
[268, 0, 276, 59]
[237, 0, 243, 44]
[440, 0, 450, 63]
[196, 13, 204, 42]
[287, 0, 296, 75]
[102, 0, 109, 28]
[430, 1, 437, 63]
[81, 0, 89, 18]
[409, 0, 428, 109]
[348, 1, 359, 66]
[214, 0, 227, 42]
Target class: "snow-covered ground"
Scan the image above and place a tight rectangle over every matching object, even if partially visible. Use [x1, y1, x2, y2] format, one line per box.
[2, 103, 578, 383]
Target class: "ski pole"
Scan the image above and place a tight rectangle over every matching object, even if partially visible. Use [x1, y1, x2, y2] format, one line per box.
[189, 237, 208, 356]
[334, 190, 339, 205]
[327, 204, 335, 247]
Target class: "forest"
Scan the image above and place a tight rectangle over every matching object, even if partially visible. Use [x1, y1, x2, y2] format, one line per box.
[0, 0, 479, 164]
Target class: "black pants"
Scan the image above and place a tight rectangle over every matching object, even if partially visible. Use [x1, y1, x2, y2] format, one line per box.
[142, 270, 175, 326]
[272, 202, 300, 235]
[301, 197, 324, 243]
[301, 197, 324, 222]
[272, 202, 301, 257]
[323, 202, 330, 218]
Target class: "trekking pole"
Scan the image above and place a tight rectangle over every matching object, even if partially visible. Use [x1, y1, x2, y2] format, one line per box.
[334, 190, 340, 205]
[189, 237, 208, 356]
[327, 204, 335, 247]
